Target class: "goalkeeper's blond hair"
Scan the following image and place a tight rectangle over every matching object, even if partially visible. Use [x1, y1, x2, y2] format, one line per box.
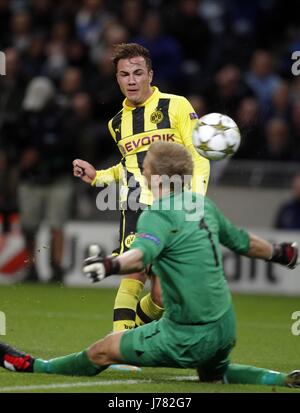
[148, 141, 194, 189]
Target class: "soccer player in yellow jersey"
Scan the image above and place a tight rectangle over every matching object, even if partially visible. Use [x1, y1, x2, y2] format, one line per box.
[73, 43, 210, 335]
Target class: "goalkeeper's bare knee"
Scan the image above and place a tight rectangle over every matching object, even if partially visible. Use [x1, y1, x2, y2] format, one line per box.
[87, 332, 124, 366]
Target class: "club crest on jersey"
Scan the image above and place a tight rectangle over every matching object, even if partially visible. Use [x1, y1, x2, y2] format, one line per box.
[150, 109, 164, 124]
[124, 233, 136, 248]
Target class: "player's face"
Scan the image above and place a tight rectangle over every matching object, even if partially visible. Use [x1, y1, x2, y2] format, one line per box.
[116, 57, 153, 106]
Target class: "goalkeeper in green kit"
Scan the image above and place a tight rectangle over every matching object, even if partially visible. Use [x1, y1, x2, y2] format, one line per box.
[1, 141, 300, 388]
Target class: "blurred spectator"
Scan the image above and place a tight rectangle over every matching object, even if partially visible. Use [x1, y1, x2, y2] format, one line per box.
[64, 92, 103, 164]
[290, 77, 300, 102]
[57, 66, 83, 108]
[0, 48, 27, 168]
[166, 0, 211, 64]
[0, 147, 18, 220]
[0, 47, 24, 212]
[30, 0, 55, 35]
[226, 0, 260, 38]
[66, 38, 91, 76]
[274, 172, 300, 230]
[187, 94, 207, 118]
[260, 118, 291, 161]
[10, 10, 32, 53]
[0, 150, 8, 209]
[204, 0, 258, 69]
[199, 0, 226, 35]
[91, 21, 128, 63]
[22, 34, 46, 78]
[17, 77, 75, 283]
[0, 0, 11, 48]
[165, 0, 212, 93]
[44, 20, 71, 80]
[64, 91, 118, 218]
[290, 99, 300, 160]
[88, 49, 123, 120]
[75, 0, 112, 49]
[54, 0, 80, 21]
[234, 97, 263, 159]
[207, 64, 253, 117]
[255, 0, 284, 49]
[133, 10, 182, 90]
[119, 0, 144, 38]
[245, 49, 281, 119]
[267, 81, 291, 122]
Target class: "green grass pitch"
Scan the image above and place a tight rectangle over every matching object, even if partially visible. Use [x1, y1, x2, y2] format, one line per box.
[0, 283, 299, 393]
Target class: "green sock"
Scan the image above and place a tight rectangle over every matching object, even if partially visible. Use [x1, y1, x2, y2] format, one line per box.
[33, 350, 104, 376]
[224, 363, 287, 386]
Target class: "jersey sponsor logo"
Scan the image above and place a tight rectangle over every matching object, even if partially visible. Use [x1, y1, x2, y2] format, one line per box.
[119, 134, 175, 155]
[189, 112, 198, 120]
[150, 109, 164, 124]
[137, 233, 161, 245]
[124, 233, 136, 248]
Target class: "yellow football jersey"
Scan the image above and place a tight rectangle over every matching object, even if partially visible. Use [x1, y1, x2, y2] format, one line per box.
[92, 87, 210, 205]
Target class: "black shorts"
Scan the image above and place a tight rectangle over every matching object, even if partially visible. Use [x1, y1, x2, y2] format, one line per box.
[112, 204, 148, 255]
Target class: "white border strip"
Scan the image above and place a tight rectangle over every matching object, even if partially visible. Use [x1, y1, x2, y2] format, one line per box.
[0, 379, 151, 392]
[0, 376, 198, 392]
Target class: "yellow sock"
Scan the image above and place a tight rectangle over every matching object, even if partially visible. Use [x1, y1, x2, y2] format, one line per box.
[135, 293, 164, 327]
[113, 278, 144, 332]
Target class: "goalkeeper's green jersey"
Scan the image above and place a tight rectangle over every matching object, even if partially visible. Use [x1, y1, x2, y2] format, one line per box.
[131, 191, 250, 325]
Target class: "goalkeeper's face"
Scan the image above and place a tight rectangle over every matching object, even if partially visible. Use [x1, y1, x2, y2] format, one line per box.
[116, 56, 153, 106]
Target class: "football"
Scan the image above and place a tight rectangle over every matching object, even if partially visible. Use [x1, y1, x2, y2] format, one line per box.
[192, 113, 241, 161]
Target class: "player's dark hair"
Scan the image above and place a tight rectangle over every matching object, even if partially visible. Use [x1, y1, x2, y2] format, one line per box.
[112, 43, 152, 72]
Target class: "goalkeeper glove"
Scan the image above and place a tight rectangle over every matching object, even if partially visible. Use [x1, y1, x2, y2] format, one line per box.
[269, 242, 299, 269]
[83, 244, 120, 283]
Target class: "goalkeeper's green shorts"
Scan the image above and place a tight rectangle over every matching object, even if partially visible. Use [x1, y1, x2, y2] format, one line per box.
[120, 305, 236, 378]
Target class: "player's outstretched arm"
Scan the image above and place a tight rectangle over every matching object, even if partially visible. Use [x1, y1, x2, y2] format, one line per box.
[246, 233, 299, 269]
[73, 159, 96, 184]
[83, 245, 144, 282]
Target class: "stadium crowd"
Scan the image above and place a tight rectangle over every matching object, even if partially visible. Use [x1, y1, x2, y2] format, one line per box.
[0, 0, 300, 219]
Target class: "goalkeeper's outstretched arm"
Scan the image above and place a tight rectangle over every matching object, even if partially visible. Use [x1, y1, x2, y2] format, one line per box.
[246, 233, 298, 269]
[114, 249, 144, 274]
[83, 248, 145, 283]
[246, 233, 273, 260]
